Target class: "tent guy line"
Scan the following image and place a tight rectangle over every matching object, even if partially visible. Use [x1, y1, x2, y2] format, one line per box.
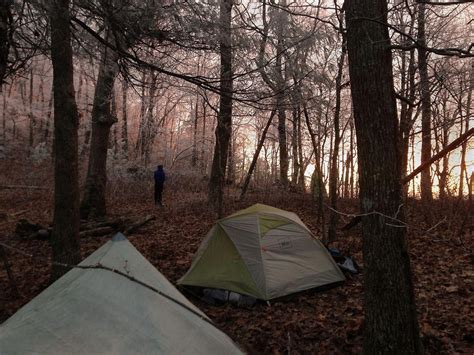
[0, 239, 217, 329]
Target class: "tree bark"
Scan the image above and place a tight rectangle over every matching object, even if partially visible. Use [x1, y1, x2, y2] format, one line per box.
[80, 31, 119, 220]
[417, 2, 433, 202]
[49, 0, 81, 280]
[345, 0, 422, 353]
[208, 0, 233, 216]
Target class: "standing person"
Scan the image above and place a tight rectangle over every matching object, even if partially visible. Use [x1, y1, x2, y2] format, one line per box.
[154, 165, 166, 206]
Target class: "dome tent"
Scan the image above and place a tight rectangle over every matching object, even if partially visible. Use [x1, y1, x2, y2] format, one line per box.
[0, 234, 242, 355]
[178, 204, 345, 300]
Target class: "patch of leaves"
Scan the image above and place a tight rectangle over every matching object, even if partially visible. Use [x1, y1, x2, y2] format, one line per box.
[0, 181, 472, 354]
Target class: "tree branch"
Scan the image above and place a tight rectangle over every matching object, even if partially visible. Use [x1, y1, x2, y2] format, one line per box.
[403, 127, 474, 184]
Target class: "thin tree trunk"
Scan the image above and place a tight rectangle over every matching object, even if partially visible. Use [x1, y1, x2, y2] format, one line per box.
[418, 2, 433, 202]
[192, 95, 198, 167]
[291, 98, 299, 186]
[240, 110, 275, 199]
[110, 88, 118, 158]
[121, 80, 128, 157]
[143, 72, 158, 167]
[44, 84, 53, 144]
[80, 31, 120, 220]
[201, 98, 207, 173]
[81, 76, 91, 158]
[303, 104, 326, 237]
[49, 0, 81, 280]
[458, 61, 472, 199]
[297, 104, 305, 190]
[350, 120, 354, 198]
[328, 37, 346, 243]
[257, 0, 288, 187]
[345, 0, 422, 352]
[0, 0, 12, 89]
[28, 68, 34, 151]
[136, 71, 147, 153]
[2, 89, 6, 140]
[227, 121, 235, 184]
[208, 0, 233, 216]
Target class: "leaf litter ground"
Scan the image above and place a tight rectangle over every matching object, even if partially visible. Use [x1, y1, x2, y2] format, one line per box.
[0, 179, 472, 354]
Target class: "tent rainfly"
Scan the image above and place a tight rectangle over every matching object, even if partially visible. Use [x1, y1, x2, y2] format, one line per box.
[178, 204, 345, 300]
[0, 234, 242, 355]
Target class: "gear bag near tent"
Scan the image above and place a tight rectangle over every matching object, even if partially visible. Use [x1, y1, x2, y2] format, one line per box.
[178, 204, 345, 300]
[0, 234, 242, 355]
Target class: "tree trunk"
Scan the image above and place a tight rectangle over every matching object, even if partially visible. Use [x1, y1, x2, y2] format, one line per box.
[297, 104, 305, 190]
[80, 32, 119, 220]
[399, 10, 416, 183]
[49, 0, 81, 280]
[142, 72, 158, 167]
[328, 36, 346, 244]
[208, 0, 233, 215]
[303, 104, 326, 237]
[192, 95, 198, 167]
[28, 68, 34, 151]
[275, 2, 288, 187]
[0, 0, 12, 89]
[345, 0, 422, 353]
[226, 122, 235, 184]
[201, 98, 207, 173]
[121, 80, 128, 157]
[458, 61, 472, 199]
[135, 71, 147, 153]
[2, 89, 6, 140]
[240, 110, 275, 199]
[44, 85, 53, 144]
[417, 2, 433, 202]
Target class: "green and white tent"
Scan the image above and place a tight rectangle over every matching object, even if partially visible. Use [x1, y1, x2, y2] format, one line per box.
[178, 204, 345, 300]
[0, 234, 242, 355]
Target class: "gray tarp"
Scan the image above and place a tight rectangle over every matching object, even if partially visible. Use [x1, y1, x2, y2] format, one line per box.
[0, 234, 242, 355]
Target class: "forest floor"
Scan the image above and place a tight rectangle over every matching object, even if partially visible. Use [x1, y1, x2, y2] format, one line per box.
[0, 163, 473, 354]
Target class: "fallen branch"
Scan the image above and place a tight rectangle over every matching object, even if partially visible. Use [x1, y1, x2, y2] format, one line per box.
[0, 185, 48, 190]
[79, 226, 115, 238]
[79, 217, 130, 232]
[403, 127, 474, 184]
[124, 215, 156, 235]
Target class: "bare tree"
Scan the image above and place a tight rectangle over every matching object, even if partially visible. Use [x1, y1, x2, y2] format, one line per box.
[80, 28, 120, 219]
[208, 0, 233, 215]
[49, 0, 81, 280]
[418, 2, 433, 202]
[345, 0, 422, 352]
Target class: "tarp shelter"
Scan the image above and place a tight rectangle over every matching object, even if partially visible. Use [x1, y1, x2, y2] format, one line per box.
[178, 204, 345, 300]
[0, 234, 242, 355]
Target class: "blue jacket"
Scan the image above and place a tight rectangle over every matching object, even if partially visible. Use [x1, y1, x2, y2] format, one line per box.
[154, 168, 166, 185]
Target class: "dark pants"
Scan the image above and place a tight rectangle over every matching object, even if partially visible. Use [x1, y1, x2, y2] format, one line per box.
[154, 183, 164, 205]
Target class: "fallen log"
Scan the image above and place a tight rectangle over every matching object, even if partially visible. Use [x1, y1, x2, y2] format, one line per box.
[79, 217, 131, 232]
[79, 226, 115, 238]
[124, 215, 156, 235]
